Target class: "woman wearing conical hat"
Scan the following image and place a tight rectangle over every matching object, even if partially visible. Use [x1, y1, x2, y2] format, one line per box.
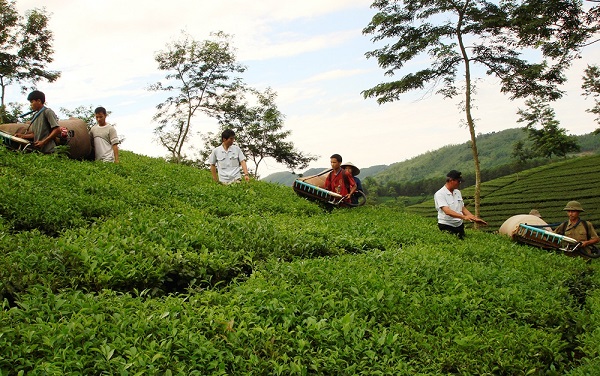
[341, 162, 363, 205]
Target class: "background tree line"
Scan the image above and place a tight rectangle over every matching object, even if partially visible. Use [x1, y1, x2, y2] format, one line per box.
[364, 159, 548, 200]
[360, 129, 600, 202]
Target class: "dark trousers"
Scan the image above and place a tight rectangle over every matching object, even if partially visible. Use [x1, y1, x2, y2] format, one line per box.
[438, 223, 465, 239]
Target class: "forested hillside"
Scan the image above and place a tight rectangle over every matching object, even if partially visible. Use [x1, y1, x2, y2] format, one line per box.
[1, 148, 600, 374]
[374, 129, 600, 185]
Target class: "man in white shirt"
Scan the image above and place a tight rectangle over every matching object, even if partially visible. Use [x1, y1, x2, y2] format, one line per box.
[90, 107, 119, 163]
[434, 170, 486, 239]
[208, 129, 250, 184]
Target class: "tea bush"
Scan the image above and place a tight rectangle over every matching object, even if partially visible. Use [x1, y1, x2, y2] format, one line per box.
[1, 149, 599, 374]
[1, 238, 597, 374]
[1, 151, 420, 299]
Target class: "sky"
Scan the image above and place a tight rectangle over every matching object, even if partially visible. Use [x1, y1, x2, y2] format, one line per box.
[8, 0, 600, 177]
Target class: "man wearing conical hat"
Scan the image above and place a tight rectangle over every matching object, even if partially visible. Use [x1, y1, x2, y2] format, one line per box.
[554, 201, 599, 258]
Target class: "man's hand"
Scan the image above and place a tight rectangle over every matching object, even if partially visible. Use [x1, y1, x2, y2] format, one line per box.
[14, 132, 33, 140]
[473, 217, 488, 226]
[465, 213, 487, 226]
[33, 139, 47, 149]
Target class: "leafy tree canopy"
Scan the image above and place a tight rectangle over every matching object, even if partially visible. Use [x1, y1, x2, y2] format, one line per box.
[148, 31, 245, 163]
[0, 101, 27, 124]
[0, 0, 60, 112]
[362, 0, 594, 103]
[582, 64, 600, 133]
[517, 98, 580, 159]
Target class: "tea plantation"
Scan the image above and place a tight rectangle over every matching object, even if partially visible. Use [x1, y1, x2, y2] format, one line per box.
[1, 148, 599, 375]
[407, 154, 600, 231]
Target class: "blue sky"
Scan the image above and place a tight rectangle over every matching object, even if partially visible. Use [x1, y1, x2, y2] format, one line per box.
[10, 0, 600, 177]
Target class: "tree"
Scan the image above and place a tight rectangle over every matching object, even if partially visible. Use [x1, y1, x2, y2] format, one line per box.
[148, 31, 245, 163]
[511, 140, 536, 165]
[362, 0, 593, 220]
[517, 98, 580, 159]
[582, 64, 600, 134]
[0, 101, 27, 124]
[200, 86, 317, 177]
[362, 176, 380, 197]
[0, 1, 60, 122]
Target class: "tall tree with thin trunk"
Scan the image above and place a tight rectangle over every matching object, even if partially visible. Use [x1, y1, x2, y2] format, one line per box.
[0, 0, 60, 122]
[149, 31, 245, 163]
[362, 0, 594, 220]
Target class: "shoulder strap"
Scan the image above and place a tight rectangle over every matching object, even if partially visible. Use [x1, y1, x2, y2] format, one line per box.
[557, 220, 590, 240]
[31, 107, 46, 122]
[25, 107, 47, 133]
[582, 220, 590, 240]
[555, 221, 567, 235]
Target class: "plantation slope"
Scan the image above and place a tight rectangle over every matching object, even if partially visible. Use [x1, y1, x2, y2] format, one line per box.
[1, 148, 599, 374]
[2, 227, 600, 373]
[406, 154, 600, 231]
[0, 149, 419, 301]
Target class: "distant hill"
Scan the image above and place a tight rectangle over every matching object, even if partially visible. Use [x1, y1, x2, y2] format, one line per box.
[261, 168, 328, 186]
[374, 128, 527, 183]
[374, 129, 599, 184]
[262, 164, 389, 186]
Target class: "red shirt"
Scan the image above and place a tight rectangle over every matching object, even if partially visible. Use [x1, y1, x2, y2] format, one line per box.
[323, 168, 356, 197]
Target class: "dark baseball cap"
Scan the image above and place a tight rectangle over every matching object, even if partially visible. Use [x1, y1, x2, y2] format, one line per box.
[446, 170, 464, 182]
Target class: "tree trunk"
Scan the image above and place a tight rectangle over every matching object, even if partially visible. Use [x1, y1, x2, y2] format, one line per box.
[465, 88, 482, 227]
[456, 3, 482, 227]
[1, 77, 5, 108]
